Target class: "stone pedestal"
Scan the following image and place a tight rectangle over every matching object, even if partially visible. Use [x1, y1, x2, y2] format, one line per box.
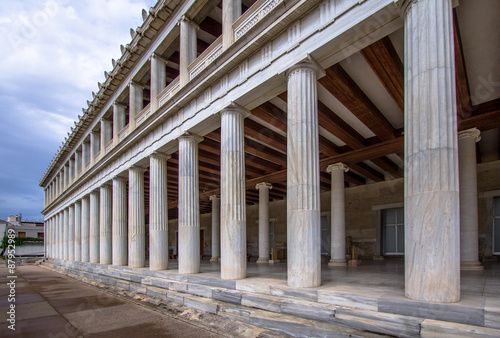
[327, 163, 349, 267]
[68, 205, 75, 261]
[89, 191, 100, 264]
[210, 195, 221, 262]
[179, 16, 197, 86]
[402, 0, 460, 302]
[459, 128, 483, 270]
[150, 153, 170, 271]
[178, 135, 202, 274]
[286, 62, 322, 288]
[100, 184, 112, 265]
[74, 201, 81, 262]
[113, 177, 128, 266]
[81, 196, 90, 262]
[256, 182, 272, 264]
[129, 166, 146, 268]
[222, 0, 241, 49]
[63, 208, 69, 260]
[221, 107, 247, 280]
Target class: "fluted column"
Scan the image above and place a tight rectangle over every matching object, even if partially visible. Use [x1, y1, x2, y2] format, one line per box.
[100, 184, 112, 265]
[178, 134, 202, 274]
[256, 183, 272, 264]
[128, 166, 146, 268]
[459, 128, 483, 270]
[129, 82, 143, 131]
[68, 205, 75, 261]
[150, 53, 167, 111]
[89, 190, 100, 263]
[59, 211, 64, 259]
[221, 107, 247, 280]
[81, 196, 90, 262]
[113, 177, 128, 266]
[327, 163, 349, 266]
[402, 0, 460, 302]
[74, 201, 81, 261]
[150, 153, 170, 270]
[63, 208, 69, 260]
[286, 62, 322, 288]
[222, 0, 241, 49]
[179, 16, 198, 86]
[210, 195, 220, 262]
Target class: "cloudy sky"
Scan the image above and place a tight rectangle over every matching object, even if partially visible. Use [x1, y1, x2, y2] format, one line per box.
[0, 0, 157, 221]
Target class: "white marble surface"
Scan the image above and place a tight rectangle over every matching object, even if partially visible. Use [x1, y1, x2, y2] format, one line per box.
[210, 195, 220, 262]
[74, 201, 81, 262]
[327, 163, 349, 266]
[128, 167, 146, 268]
[222, 0, 241, 49]
[113, 177, 128, 266]
[221, 107, 247, 280]
[81, 196, 90, 262]
[129, 82, 143, 130]
[179, 16, 197, 86]
[89, 191, 100, 264]
[149, 153, 170, 271]
[63, 208, 69, 260]
[286, 63, 321, 288]
[99, 184, 112, 265]
[403, 0, 460, 302]
[256, 182, 272, 264]
[178, 135, 201, 274]
[68, 205, 75, 261]
[150, 54, 166, 111]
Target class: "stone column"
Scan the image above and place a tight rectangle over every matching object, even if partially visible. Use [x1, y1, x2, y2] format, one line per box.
[459, 128, 483, 270]
[327, 163, 349, 266]
[81, 196, 90, 262]
[82, 141, 90, 171]
[179, 16, 197, 86]
[221, 107, 247, 280]
[74, 201, 81, 261]
[128, 166, 146, 268]
[100, 184, 112, 265]
[53, 215, 58, 258]
[113, 177, 128, 266]
[286, 62, 322, 288]
[75, 150, 81, 179]
[63, 164, 68, 190]
[222, 0, 241, 49]
[178, 134, 202, 274]
[89, 190, 100, 263]
[150, 53, 167, 111]
[68, 205, 75, 261]
[63, 208, 69, 260]
[129, 82, 143, 131]
[90, 130, 100, 164]
[256, 183, 272, 264]
[402, 0, 460, 302]
[113, 103, 127, 146]
[59, 211, 64, 259]
[210, 195, 220, 262]
[150, 153, 170, 271]
[100, 119, 112, 153]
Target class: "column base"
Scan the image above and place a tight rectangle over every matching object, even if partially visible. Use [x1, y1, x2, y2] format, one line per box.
[460, 261, 484, 271]
[210, 257, 220, 262]
[256, 257, 270, 264]
[328, 259, 347, 267]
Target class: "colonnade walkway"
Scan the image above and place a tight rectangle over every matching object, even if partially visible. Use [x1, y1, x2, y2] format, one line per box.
[40, 258, 500, 337]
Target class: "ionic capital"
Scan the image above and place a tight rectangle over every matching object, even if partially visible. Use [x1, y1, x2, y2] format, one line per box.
[326, 163, 349, 173]
[220, 102, 251, 118]
[458, 128, 481, 143]
[150, 151, 171, 161]
[209, 195, 220, 201]
[255, 182, 273, 190]
[285, 54, 325, 79]
[178, 132, 203, 143]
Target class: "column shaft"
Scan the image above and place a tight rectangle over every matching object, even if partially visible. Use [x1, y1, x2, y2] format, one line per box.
[256, 183, 272, 263]
[129, 83, 143, 130]
[74, 201, 81, 261]
[286, 63, 321, 287]
[59, 212, 64, 259]
[403, 0, 460, 302]
[128, 167, 146, 268]
[178, 135, 201, 274]
[63, 208, 69, 260]
[327, 163, 348, 266]
[179, 17, 197, 86]
[100, 185, 112, 264]
[89, 191, 100, 263]
[113, 103, 126, 146]
[81, 196, 90, 262]
[68, 205, 75, 261]
[222, 0, 241, 49]
[150, 54, 166, 110]
[210, 195, 220, 262]
[221, 108, 246, 280]
[113, 178, 128, 266]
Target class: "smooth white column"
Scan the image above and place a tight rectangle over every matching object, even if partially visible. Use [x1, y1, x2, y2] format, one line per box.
[100, 119, 112, 153]
[113, 103, 127, 146]
[63, 208, 69, 260]
[222, 0, 241, 49]
[402, 0, 460, 302]
[90, 131, 100, 164]
[58, 211, 64, 259]
[327, 163, 349, 266]
[210, 195, 220, 262]
[82, 141, 90, 171]
[150, 153, 170, 271]
[286, 62, 321, 288]
[150, 53, 167, 111]
[74, 201, 81, 261]
[81, 196, 90, 262]
[179, 16, 197, 86]
[128, 166, 146, 268]
[459, 128, 483, 270]
[256, 183, 272, 264]
[100, 184, 112, 265]
[68, 205, 75, 261]
[129, 82, 143, 131]
[89, 190, 100, 263]
[113, 177, 128, 266]
[178, 135, 202, 274]
[221, 107, 247, 280]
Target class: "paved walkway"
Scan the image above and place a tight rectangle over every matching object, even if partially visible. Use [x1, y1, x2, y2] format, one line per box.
[0, 264, 222, 337]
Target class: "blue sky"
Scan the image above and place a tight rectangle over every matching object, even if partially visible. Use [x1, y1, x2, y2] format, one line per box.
[0, 0, 157, 221]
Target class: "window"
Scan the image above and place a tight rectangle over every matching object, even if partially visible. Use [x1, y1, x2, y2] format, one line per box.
[382, 208, 404, 255]
[494, 197, 500, 255]
[18, 232, 26, 238]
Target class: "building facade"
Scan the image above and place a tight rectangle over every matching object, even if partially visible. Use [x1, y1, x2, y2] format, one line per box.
[40, 0, 500, 308]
